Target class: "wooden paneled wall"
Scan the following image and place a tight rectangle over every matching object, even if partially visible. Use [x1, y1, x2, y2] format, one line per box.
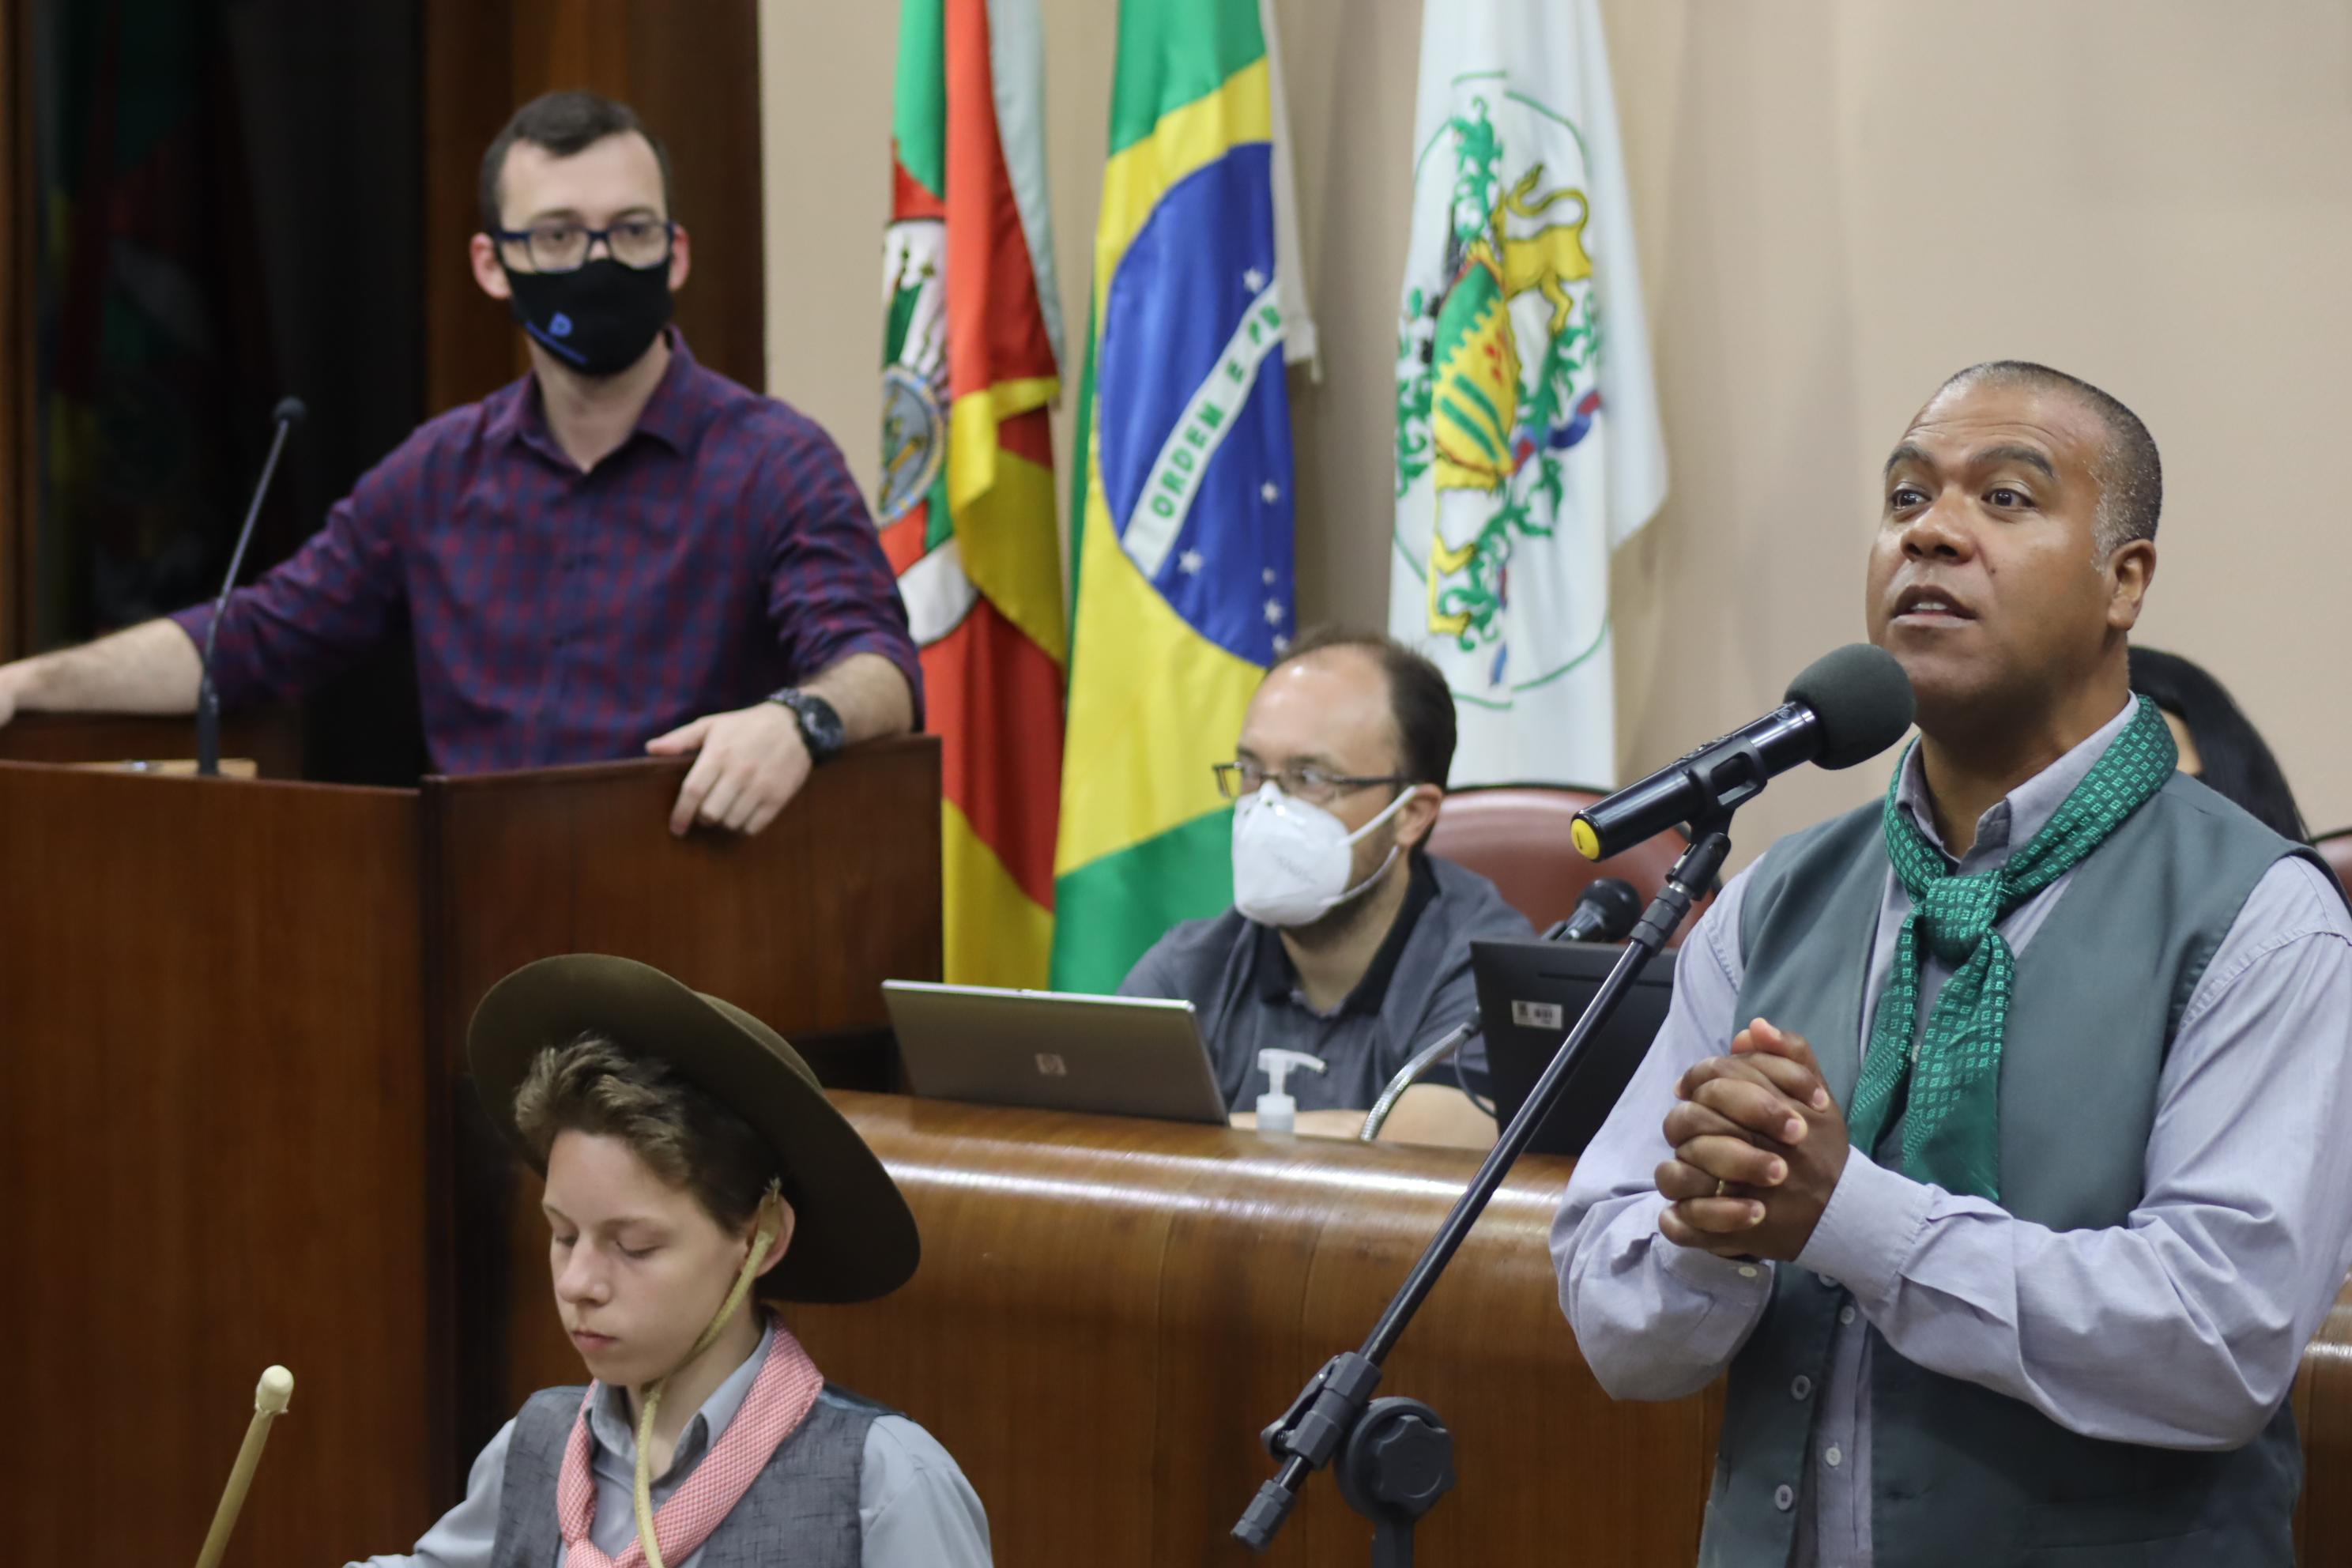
[422, 0, 767, 416]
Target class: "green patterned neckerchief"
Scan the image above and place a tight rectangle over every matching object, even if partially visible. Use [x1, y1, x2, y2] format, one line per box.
[1845, 698, 2177, 1200]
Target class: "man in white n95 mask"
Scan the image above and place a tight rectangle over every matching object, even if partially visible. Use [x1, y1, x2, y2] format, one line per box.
[1118, 628, 1533, 1146]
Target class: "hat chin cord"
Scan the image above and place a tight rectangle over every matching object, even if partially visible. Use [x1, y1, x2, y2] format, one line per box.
[628, 1178, 786, 1568]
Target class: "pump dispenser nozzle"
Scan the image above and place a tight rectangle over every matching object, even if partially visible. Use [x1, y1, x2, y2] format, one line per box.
[1254, 1048, 1329, 1133]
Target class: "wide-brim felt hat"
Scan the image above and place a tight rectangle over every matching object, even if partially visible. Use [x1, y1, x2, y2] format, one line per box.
[468, 954, 918, 1303]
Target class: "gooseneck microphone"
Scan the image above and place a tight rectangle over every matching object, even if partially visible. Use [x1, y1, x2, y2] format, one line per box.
[1570, 643, 1915, 861]
[1359, 873, 1649, 1140]
[196, 397, 307, 777]
[1544, 876, 1643, 944]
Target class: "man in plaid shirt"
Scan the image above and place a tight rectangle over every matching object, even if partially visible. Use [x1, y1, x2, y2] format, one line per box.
[0, 92, 919, 838]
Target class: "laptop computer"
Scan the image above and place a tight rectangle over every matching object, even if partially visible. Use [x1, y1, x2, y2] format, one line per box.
[881, 980, 1232, 1125]
[1471, 939, 1677, 1156]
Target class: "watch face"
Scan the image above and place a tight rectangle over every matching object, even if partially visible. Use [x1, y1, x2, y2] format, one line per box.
[794, 694, 845, 759]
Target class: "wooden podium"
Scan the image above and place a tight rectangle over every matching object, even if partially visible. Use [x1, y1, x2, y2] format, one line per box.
[0, 729, 940, 1565]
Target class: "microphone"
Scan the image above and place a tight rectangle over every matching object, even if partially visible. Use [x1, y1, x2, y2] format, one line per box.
[1570, 643, 1914, 861]
[1544, 877, 1642, 943]
[196, 398, 306, 777]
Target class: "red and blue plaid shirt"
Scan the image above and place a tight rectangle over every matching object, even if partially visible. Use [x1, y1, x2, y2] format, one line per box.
[170, 331, 920, 775]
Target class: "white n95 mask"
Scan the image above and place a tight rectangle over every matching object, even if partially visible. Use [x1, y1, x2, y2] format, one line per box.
[1231, 782, 1419, 929]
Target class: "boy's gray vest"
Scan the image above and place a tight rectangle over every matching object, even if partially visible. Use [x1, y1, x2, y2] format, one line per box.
[1703, 772, 2316, 1566]
[489, 1383, 888, 1567]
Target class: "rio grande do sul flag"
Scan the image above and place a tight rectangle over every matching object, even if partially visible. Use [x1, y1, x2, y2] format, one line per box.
[1050, 0, 1314, 993]
[880, 0, 1067, 986]
[1387, 0, 1665, 788]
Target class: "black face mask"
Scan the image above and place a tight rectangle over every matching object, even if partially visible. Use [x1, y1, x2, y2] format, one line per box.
[501, 257, 674, 378]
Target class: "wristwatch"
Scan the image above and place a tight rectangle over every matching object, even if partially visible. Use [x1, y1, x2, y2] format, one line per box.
[767, 688, 846, 764]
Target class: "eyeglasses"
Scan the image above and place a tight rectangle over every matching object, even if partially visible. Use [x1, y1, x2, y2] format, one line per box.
[1212, 760, 1411, 807]
[493, 218, 676, 274]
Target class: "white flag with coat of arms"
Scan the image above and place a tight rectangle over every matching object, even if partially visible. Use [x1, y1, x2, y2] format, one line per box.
[1386, 0, 1666, 788]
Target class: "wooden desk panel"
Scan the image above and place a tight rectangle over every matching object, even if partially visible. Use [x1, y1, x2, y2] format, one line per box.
[2297, 1278, 2352, 1562]
[0, 764, 435, 1564]
[757, 1096, 2350, 1565]
[778, 1096, 1713, 1566]
[425, 739, 943, 1077]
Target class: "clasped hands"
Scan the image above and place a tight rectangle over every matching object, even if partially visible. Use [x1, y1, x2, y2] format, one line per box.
[1657, 1018, 1850, 1262]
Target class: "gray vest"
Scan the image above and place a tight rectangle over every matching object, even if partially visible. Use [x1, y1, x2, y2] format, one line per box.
[1702, 772, 2315, 1566]
[489, 1383, 887, 1568]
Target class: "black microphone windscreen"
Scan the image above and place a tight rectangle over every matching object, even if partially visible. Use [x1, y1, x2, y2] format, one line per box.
[1784, 643, 1915, 770]
[273, 396, 308, 427]
[1585, 876, 1643, 940]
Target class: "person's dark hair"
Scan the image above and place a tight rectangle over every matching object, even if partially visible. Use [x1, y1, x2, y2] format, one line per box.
[2128, 646, 2309, 842]
[511, 1031, 776, 1232]
[1275, 626, 1457, 788]
[478, 90, 673, 232]
[1939, 360, 2162, 555]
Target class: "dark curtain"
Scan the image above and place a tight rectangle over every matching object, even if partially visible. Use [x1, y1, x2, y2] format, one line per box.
[31, 0, 427, 782]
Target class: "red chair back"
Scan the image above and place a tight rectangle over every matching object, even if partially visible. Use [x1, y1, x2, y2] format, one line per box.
[1427, 785, 1707, 933]
[2315, 830, 2352, 901]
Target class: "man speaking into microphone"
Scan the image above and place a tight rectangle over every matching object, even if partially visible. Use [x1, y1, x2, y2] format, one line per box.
[1554, 361, 2352, 1565]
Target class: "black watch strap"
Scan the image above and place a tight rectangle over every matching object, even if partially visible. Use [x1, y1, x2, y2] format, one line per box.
[768, 688, 846, 764]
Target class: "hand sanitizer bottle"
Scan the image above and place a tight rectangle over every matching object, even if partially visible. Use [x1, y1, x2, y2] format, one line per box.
[1254, 1048, 1329, 1133]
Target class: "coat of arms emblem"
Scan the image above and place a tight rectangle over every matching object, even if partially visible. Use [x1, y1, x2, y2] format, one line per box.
[1396, 94, 1605, 678]
[880, 220, 950, 526]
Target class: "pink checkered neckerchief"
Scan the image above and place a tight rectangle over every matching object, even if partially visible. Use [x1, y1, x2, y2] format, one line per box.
[556, 1320, 826, 1568]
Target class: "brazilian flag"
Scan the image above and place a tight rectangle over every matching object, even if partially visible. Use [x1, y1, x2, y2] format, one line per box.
[1050, 0, 1299, 992]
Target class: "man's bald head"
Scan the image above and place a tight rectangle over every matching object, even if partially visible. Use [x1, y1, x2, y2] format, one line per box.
[1933, 361, 2162, 556]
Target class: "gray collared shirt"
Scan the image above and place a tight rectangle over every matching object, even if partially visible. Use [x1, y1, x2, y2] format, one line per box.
[1553, 697, 2352, 1567]
[1119, 854, 1535, 1111]
[348, 1320, 991, 1567]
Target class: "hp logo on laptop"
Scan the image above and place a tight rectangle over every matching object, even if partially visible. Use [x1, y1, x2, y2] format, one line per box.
[1034, 1052, 1069, 1077]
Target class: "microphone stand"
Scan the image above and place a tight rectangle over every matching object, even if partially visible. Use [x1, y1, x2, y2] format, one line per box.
[1233, 816, 1735, 1566]
[197, 402, 302, 778]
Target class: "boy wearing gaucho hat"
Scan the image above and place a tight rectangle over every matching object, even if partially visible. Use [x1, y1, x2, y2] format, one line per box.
[350, 955, 991, 1568]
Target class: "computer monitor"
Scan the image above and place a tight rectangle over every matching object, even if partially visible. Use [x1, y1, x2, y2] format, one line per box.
[1470, 939, 1675, 1156]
